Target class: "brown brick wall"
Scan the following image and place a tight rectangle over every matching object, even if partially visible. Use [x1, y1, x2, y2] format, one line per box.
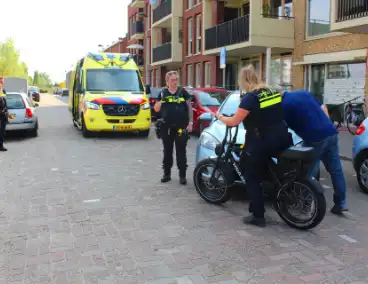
[293, 0, 368, 94]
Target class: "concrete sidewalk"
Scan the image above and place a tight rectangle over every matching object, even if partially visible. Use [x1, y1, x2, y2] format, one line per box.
[339, 129, 353, 161]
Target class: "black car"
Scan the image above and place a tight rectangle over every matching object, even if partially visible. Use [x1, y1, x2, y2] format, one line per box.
[62, 89, 69, 96]
[147, 87, 162, 120]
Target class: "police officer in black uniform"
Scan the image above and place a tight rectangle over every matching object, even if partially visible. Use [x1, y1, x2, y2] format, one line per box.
[214, 66, 290, 227]
[0, 77, 8, 152]
[154, 71, 193, 185]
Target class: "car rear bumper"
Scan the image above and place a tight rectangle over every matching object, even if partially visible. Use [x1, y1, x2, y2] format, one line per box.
[6, 121, 37, 131]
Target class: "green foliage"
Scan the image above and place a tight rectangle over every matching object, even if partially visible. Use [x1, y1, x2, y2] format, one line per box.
[0, 38, 53, 91]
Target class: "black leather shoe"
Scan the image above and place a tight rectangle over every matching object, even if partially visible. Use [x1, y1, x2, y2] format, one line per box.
[179, 177, 187, 185]
[161, 175, 171, 183]
[242, 215, 266, 227]
[0, 146, 7, 152]
[331, 205, 343, 215]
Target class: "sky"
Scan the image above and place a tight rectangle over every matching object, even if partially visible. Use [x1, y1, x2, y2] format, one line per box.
[1, 0, 128, 83]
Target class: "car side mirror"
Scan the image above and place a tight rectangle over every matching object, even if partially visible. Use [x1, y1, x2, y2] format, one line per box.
[199, 112, 213, 122]
[145, 84, 151, 94]
[34, 103, 39, 107]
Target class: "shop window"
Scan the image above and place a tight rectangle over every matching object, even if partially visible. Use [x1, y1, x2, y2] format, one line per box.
[271, 56, 292, 89]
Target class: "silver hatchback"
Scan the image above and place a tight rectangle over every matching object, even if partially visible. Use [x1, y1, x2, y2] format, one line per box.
[6, 92, 39, 137]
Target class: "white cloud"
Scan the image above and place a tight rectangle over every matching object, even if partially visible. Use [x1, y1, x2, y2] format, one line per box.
[1, 0, 128, 83]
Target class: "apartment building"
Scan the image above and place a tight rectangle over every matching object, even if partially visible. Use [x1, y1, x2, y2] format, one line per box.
[292, 0, 368, 105]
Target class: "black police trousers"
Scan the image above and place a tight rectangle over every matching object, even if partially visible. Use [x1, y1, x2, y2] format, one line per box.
[240, 125, 291, 218]
[161, 126, 188, 176]
[0, 117, 6, 147]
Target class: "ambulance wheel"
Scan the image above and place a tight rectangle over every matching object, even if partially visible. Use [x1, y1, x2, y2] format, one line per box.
[81, 114, 91, 138]
[139, 129, 150, 137]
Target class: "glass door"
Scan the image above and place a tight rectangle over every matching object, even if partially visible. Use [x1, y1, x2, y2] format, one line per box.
[310, 64, 325, 103]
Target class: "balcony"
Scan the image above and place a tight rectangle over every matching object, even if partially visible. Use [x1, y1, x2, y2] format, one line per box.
[205, 15, 250, 50]
[152, 0, 172, 26]
[331, 0, 368, 33]
[131, 21, 144, 40]
[129, 0, 144, 8]
[152, 43, 171, 63]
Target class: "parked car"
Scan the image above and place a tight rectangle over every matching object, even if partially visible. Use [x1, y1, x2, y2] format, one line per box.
[147, 86, 162, 120]
[352, 118, 368, 193]
[61, 88, 69, 96]
[195, 91, 302, 165]
[184, 87, 230, 134]
[28, 86, 40, 102]
[5, 92, 39, 137]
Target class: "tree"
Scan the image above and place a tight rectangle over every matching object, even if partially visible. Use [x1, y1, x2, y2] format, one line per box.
[0, 38, 29, 78]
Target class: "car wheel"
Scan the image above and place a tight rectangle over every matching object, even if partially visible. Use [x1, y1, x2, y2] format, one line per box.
[356, 151, 368, 194]
[139, 129, 150, 137]
[29, 122, 38, 137]
[81, 115, 92, 138]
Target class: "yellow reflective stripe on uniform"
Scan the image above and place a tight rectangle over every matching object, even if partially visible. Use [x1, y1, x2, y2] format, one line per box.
[260, 96, 281, 108]
[257, 91, 281, 108]
[162, 96, 185, 103]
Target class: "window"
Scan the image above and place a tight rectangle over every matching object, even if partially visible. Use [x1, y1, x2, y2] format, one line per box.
[310, 65, 325, 103]
[147, 6, 151, 30]
[307, 0, 330, 37]
[241, 58, 261, 74]
[195, 14, 201, 53]
[187, 64, 193, 86]
[204, 62, 211, 87]
[187, 18, 193, 55]
[86, 69, 143, 92]
[195, 63, 201, 87]
[155, 70, 160, 87]
[187, 0, 193, 9]
[327, 63, 366, 79]
[197, 91, 222, 106]
[270, 56, 292, 89]
[6, 94, 25, 109]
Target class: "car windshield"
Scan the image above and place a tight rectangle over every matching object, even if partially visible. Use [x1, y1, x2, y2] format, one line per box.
[197, 91, 222, 106]
[149, 88, 161, 99]
[86, 69, 144, 92]
[6, 94, 25, 109]
[219, 92, 240, 115]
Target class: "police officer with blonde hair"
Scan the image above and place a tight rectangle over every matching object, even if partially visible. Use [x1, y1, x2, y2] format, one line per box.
[0, 77, 8, 151]
[213, 65, 290, 227]
[154, 71, 193, 184]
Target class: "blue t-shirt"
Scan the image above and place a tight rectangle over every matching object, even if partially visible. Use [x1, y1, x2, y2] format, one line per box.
[282, 90, 337, 143]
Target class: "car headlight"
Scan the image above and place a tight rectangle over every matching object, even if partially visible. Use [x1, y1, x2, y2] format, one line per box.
[141, 102, 150, 110]
[200, 132, 220, 150]
[85, 102, 100, 110]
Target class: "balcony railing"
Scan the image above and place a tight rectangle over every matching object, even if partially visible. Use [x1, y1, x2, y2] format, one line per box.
[205, 15, 250, 50]
[152, 0, 172, 24]
[132, 54, 144, 66]
[152, 42, 171, 62]
[336, 0, 368, 22]
[132, 21, 144, 35]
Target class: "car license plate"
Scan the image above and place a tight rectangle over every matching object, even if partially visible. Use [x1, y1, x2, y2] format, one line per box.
[8, 114, 15, 119]
[113, 125, 132, 131]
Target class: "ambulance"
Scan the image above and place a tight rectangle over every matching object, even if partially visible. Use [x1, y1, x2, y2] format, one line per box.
[68, 52, 151, 137]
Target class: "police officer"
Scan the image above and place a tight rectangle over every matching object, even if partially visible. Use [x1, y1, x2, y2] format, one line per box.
[214, 66, 290, 227]
[154, 71, 193, 185]
[0, 77, 8, 151]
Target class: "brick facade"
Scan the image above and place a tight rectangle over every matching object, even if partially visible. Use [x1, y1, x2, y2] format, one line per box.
[293, 0, 368, 96]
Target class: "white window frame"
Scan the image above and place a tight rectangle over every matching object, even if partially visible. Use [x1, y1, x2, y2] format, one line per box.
[195, 63, 201, 87]
[204, 62, 211, 87]
[188, 0, 193, 9]
[187, 18, 193, 56]
[187, 64, 193, 86]
[195, 14, 201, 54]
[270, 55, 292, 89]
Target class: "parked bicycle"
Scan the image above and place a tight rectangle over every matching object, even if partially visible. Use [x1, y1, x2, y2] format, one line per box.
[327, 96, 366, 134]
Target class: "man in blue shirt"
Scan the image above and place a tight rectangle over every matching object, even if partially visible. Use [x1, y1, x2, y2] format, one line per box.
[281, 90, 347, 215]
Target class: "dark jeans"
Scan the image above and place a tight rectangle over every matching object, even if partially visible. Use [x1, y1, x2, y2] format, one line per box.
[306, 134, 346, 208]
[161, 127, 188, 175]
[240, 125, 291, 218]
[0, 117, 6, 147]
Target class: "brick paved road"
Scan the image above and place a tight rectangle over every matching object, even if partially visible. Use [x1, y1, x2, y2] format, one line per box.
[1, 94, 368, 284]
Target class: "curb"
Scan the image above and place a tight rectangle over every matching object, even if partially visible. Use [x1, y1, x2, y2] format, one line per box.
[339, 154, 352, 161]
